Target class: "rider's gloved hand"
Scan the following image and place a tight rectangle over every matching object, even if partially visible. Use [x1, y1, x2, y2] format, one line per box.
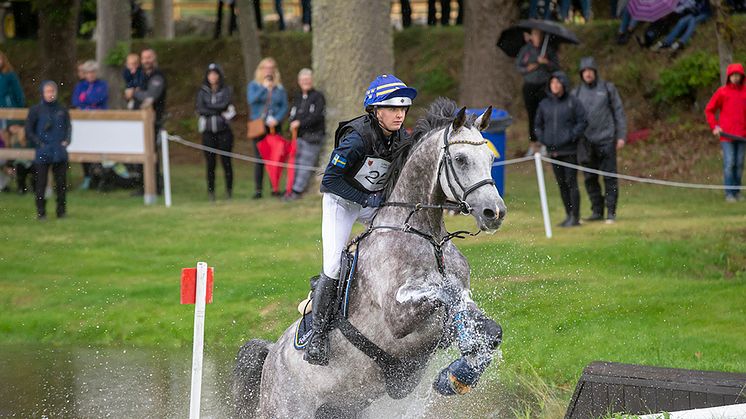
[364, 191, 385, 208]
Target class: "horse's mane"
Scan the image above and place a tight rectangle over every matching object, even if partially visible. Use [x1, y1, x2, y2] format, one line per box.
[412, 97, 475, 143]
[383, 97, 475, 198]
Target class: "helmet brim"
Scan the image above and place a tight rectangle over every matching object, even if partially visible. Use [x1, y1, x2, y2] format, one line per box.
[369, 87, 417, 107]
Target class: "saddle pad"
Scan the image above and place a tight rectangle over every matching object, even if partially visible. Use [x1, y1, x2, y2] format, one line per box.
[294, 309, 314, 350]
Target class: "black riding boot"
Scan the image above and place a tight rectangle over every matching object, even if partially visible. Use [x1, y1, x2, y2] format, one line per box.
[304, 273, 338, 366]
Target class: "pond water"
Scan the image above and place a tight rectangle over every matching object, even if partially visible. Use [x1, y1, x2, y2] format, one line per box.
[0, 345, 523, 418]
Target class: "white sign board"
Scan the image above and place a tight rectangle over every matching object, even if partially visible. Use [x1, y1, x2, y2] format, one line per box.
[67, 119, 146, 154]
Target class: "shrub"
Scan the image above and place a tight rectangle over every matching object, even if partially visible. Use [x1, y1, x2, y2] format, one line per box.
[653, 52, 719, 104]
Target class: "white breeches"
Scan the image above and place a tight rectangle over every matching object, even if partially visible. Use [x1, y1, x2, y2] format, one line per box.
[321, 193, 377, 279]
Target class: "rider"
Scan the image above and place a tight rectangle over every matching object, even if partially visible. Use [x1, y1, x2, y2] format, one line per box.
[304, 74, 417, 366]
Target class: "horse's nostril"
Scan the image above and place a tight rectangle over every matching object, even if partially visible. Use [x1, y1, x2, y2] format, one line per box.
[482, 208, 496, 220]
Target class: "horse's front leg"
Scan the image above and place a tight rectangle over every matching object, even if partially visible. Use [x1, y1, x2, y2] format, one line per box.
[433, 305, 503, 396]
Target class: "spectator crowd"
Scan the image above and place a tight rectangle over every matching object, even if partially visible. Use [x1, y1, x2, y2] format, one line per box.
[0, 0, 744, 223]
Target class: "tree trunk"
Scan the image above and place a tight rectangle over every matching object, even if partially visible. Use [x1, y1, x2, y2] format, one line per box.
[153, 0, 175, 39]
[711, 0, 734, 85]
[36, 0, 81, 98]
[236, 0, 262, 87]
[96, 0, 131, 109]
[313, 0, 394, 154]
[459, 0, 519, 109]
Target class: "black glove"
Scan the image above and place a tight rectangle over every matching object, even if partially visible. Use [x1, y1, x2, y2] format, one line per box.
[364, 191, 385, 208]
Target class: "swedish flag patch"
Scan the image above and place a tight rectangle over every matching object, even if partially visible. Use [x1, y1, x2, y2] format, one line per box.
[332, 154, 347, 168]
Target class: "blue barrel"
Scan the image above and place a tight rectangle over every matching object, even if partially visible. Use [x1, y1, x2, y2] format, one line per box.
[465, 108, 512, 196]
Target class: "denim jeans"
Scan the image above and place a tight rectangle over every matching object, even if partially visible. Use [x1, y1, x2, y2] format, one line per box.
[662, 13, 710, 46]
[559, 0, 591, 20]
[618, 9, 638, 33]
[529, 0, 553, 19]
[722, 141, 746, 197]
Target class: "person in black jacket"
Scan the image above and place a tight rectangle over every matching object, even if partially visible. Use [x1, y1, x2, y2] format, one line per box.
[126, 48, 167, 196]
[535, 71, 588, 227]
[26, 81, 72, 220]
[286, 68, 325, 200]
[196, 63, 235, 201]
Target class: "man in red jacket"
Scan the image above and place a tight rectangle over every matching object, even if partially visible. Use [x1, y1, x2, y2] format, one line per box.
[705, 63, 746, 202]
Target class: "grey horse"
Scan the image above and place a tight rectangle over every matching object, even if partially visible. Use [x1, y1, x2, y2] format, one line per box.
[234, 98, 507, 418]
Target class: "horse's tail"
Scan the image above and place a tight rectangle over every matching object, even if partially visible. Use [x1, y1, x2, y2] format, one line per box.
[233, 338, 273, 418]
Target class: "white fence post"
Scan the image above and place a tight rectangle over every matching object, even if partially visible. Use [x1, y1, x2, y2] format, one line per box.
[161, 130, 172, 208]
[189, 262, 208, 419]
[534, 153, 553, 239]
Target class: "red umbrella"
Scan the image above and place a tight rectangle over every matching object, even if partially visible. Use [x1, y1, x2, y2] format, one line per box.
[255, 127, 291, 193]
[626, 0, 678, 22]
[284, 126, 298, 197]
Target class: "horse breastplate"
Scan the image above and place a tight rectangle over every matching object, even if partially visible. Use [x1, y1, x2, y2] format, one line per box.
[351, 156, 391, 192]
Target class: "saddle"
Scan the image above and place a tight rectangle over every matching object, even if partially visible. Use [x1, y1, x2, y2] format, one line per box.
[293, 249, 358, 350]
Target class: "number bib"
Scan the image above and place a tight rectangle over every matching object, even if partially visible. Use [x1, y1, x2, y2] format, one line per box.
[353, 156, 391, 192]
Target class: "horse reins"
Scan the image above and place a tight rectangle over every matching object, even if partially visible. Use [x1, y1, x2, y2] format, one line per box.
[349, 124, 496, 276]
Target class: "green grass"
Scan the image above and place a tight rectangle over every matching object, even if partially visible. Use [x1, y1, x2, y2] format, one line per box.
[1, 161, 745, 400]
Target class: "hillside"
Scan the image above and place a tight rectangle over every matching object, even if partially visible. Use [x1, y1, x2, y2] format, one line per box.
[3, 16, 745, 180]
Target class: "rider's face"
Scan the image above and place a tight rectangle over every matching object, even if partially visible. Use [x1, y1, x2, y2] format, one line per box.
[375, 106, 407, 133]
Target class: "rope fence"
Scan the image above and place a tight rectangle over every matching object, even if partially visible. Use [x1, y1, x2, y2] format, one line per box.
[166, 133, 744, 191]
[161, 133, 742, 239]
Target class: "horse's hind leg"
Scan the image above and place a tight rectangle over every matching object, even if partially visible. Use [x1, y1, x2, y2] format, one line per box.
[233, 339, 272, 418]
[315, 403, 361, 419]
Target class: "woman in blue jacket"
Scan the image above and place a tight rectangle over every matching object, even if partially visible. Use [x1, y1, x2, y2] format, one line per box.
[0, 50, 25, 121]
[247, 57, 288, 199]
[72, 60, 109, 190]
[26, 81, 72, 220]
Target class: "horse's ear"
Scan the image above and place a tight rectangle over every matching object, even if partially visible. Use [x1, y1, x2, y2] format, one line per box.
[452, 107, 467, 130]
[475, 106, 493, 132]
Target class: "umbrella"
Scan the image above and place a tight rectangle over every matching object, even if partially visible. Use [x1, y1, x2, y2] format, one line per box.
[284, 126, 299, 197]
[497, 19, 579, 58]
[626, 0, 678, 22]
[256, 128, 292, 193]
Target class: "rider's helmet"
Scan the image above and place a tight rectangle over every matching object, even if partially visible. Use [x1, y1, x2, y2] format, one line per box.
[363, 74, 417, 112]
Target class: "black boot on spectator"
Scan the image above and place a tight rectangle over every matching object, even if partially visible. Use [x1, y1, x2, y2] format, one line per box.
[560, 216, 580, 227]
[253, 191, 262, 200]
[605, 214, 616, 224]
[585, 212, 604, 222]
[616, 32, 630, 45]
[226, 189, 232, 200]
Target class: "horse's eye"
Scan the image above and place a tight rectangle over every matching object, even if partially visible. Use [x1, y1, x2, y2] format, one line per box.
[454, 154, 468, 165]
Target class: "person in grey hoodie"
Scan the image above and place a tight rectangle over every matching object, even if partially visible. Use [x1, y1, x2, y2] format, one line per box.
[571, 57, 627, 223]
[535, 71, 588, 227]
[196, 63, 235, 201]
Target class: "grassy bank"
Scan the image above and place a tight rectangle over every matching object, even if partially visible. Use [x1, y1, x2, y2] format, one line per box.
[1, 161, 744, 391]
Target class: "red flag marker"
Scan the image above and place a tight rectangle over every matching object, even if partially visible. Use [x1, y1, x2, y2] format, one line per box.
[180, 267, 214, 304]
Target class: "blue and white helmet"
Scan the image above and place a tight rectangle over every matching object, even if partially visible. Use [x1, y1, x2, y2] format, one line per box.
[364, 74, 418, 109]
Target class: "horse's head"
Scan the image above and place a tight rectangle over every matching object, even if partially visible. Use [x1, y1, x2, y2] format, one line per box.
[437, 107, 507, 233]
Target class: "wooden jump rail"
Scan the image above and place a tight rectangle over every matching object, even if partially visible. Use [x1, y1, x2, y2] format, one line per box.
[0, 108, 158, 205]
[565, 361, 746, 418]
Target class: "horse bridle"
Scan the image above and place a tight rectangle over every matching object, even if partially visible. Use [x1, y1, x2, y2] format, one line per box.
[436, 124, 496, 215]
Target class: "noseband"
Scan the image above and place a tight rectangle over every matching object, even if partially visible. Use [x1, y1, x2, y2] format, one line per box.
[437, 125, 496, 215]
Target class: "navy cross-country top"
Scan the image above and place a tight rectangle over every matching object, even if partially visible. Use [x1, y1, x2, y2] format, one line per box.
[321, 114, 406, 206]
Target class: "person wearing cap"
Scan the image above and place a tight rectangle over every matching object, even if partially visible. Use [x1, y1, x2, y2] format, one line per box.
[196, 63, 235, 201]
[705, 63, 746, 202]
[303, 74, 417, 366]
[571, 56, 627, 224]
[72, 60, 109, 190]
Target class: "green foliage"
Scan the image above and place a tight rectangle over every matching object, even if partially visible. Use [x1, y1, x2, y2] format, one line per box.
[103, 42, 130, 67]
[79, 20, 96, 37]
[653, 52, 719, 104]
